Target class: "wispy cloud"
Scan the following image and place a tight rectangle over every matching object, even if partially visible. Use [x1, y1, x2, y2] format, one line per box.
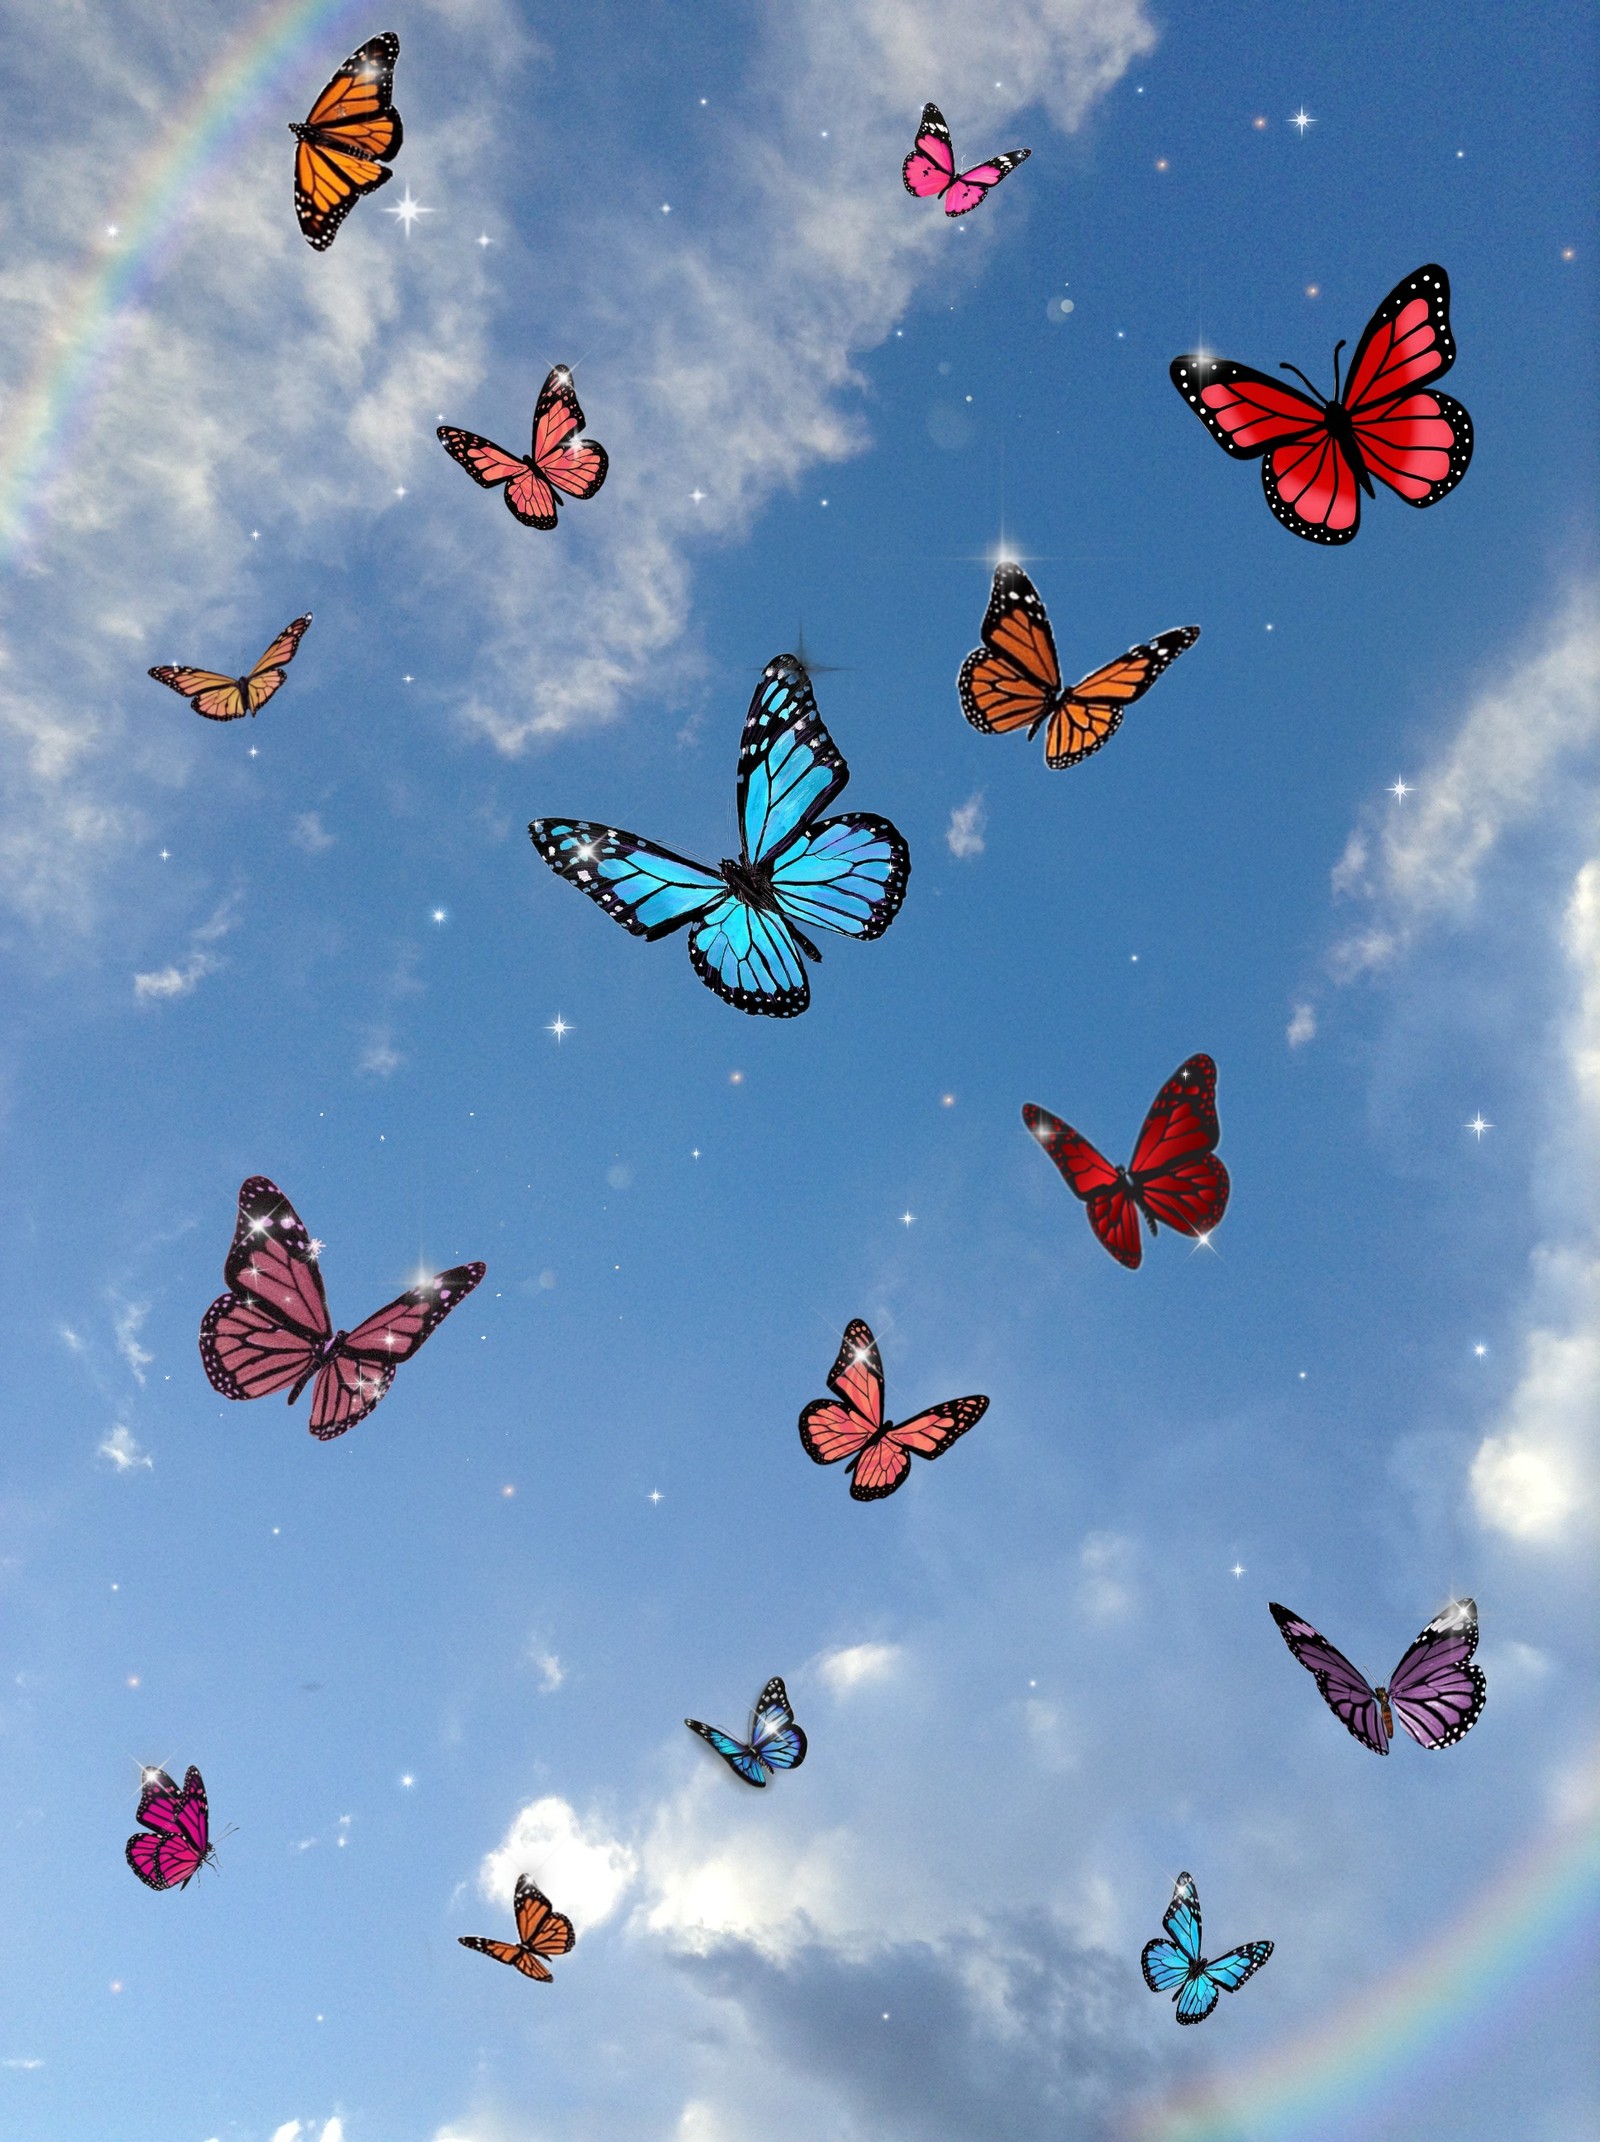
[110, 1297, 153, 1384]
[132, 898, 233, 1003]
[290, 810, 334, 853]
[815, 1641, 901, 1693]
[1286, 1002, 1316, 1047]
[945, 794, 987, 859]
[357, 1029, 404, 1079]
[98, 1422, 151, 1472]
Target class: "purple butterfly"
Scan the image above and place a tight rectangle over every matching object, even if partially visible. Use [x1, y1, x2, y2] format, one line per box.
[1270, 1599, 1486, 1754]
[126, 1765, 213, 1890]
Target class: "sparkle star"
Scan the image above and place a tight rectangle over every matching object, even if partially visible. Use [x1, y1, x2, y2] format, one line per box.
[547, 1015, 571, 1043]
[1464, 1114, 1494, 1140]
[476, 232, 492, 247]
[158, 848, 170, 861]
[1290, 107, 1315, 134]
[900, 1210, 915, 1227]
[1388, 777, 1411, 802]
[1473, 1343, 1488, 1357]
[648, 1489, 663, 1505]
[689, 488, 706, 503]
[385, 187, 432, 236]
[307, 1239, 325, 1258]
[1231, 1562, 1246, 1579]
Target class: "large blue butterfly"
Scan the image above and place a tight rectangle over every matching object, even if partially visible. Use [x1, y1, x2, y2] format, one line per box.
[684, 1676, 808, 1787]
[1141, 1871, 1273, 2025]
[529, 656, 911, 1017]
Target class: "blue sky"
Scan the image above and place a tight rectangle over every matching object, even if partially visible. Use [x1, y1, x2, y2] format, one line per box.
[0, 1, 1596, 2138]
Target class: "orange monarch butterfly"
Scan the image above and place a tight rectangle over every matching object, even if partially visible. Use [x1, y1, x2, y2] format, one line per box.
[290, 31, 403, 251]
[147, 614, 312, 722]
[459, 1875, 574, 1983]
[959, 564, 1199, 769]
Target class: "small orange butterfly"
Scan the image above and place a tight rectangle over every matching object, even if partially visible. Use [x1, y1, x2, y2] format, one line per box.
[959, 565, 1199, 769]
[147, 614, 312, 722]
[459, 1875, 574, 1983]
[290, 31, 403, 251]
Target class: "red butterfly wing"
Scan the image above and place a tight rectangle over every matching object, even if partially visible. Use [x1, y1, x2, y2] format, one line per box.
[799, 1319, 883, 1467]
[1261, 426, 1365, 543]
[902, 104, 956, 197]
[308, 1262, 486, 1439]
[1339, 268, 1472, 507]
[1170, 357, 1364, 544]
[1022, 1102, 1144, 1268]
[530, 366, 609, 501]
[1127, 1055, 1230, 1239]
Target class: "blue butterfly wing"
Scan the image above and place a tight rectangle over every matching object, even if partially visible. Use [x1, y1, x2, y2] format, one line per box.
[685, 1717, 771, 1786]
[1140, 1939, 1191, 1994]
[748, 1676, 808, 1773]
[737, 656, 850, 867]
[1201, 1941, 1273, 1993]
[1161, 1872, 1204, 1965]
[1176, 1972, 1223, 2025]
[529, 820, 723, 938]
[768, 811, 911, 942]
[688, 894, 810, 1018]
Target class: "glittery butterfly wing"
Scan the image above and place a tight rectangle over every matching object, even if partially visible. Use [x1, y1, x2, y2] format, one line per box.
[686, 1676, 807, 1786]
[291, 31, 403, 249]
[1270, 1601, 1390, 1753]
[308, 1262, 486, 1440]
[438, 365, 607, 528]
[959, 564, 1062, 738]
[1021, 1104, 1142, 1267]
[1385, 1598, 1487, 1750]
[1125, 1054, 1230, 1242]
[459, 1875, 574, 1981]
[200, 1177, 331, 1403]
[125, 1766, 211, 1891]
[799, 1318, 984, 1500]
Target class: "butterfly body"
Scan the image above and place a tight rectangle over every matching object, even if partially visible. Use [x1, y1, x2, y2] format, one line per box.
[199, 1177, 485, 1439]
[1270, 1599, 1486, 1754]
[530, 656, 909, 1017]
[126, 1765, 213, 1891]
[291, 32, 402, 249]
[1023, 1054, 1229, 1268]
[460, 1875, 574, 1982]
[799, 1319, 988, 1501]
[437, 366, 608, 529]
[148, 613, 312, 722]
[685, 1677, 808, 1786]
[1141, 1872, 1272, 2025]
[903, 103, 1030, 216]
[960, 566, 1197, 770]
[1170, 264, 1472, 543]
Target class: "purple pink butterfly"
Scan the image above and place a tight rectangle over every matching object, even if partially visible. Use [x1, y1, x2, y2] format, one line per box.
[902, 103, 1030, 217]
[1270, 1598, 1486, 1753]
[126, 1765, 213, 1890]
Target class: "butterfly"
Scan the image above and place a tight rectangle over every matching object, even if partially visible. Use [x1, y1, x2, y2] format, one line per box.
[530, 656, 910, 1018]
[685, 1676, 808, 1787]
[147, 613, 312, 723]
[1270, 1598, 1486, 1755]
[437, 365, 609, 530]
[290, 31, 403, 250]
[198, 1177, 485, 1440]
[799, 1319, 988, 1502]
[1023, 1055, 1229, 1269]
[126, 1765, 214, 1891]
[959, 565, 1199, 769]
[1142, 1872, 1273, 2025]
[459, 1875, 574, 1982]
[902, 102, 1030, 216]
[1169, 263, 1473, 544]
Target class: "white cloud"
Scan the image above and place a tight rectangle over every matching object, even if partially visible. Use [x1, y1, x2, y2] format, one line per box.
[270, 2125, 301, 2142]
[358, 1029, 403, 1079]
[945, 793, 987, 859]
[814, 1640, 901, 1692]
[290, 811, 334, 853]
[477, 1795, 636, 1930]
[98, 1422, 151, 1472]
[110, 1297, 152, 1384]
[531, 1649, 564, 1692]
[2, 2057, 42, 2070]
[1286, 1001, 1316, 1047]
[641, 1789, 861, 1961]
[1075, 1531, 1135, 1623]
[132, 898, 233, 1003]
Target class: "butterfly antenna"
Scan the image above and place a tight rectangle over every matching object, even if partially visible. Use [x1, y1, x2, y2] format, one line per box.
[1330, 337, 1347, 400]
[1278, 361, 1326, 404]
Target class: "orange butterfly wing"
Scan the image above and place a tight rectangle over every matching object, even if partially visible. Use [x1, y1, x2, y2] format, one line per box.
[148, 666, 247, 721]
[458, 1935, 554, 1982]
[292, 33, 402, 250]
[1044, 628, 1200, 769]
[958, 564, 1060, 735]
[242, 612, 313, 714]
[515, 1877, 575, 1957]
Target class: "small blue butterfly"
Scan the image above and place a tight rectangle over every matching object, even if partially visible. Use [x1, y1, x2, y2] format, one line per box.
[1141, 1871, 1273, 2024]
[685, 1676, 808, 1787]
[529, 655, 910, 1017]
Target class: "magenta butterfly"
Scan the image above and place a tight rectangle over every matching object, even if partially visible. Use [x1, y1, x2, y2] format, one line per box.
[902, 103, 1030, 216]
[126, 1765, 213, 1891]
[1270, 1598, 1486, 1754]
[199, 1177, 485, 1440]
[799, 1319, 988, 1501]
[437, 364, 608, 529]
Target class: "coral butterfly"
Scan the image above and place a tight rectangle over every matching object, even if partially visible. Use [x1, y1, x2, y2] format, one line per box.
[1142, 1872, 1273, 2025]
[799, 1319, 988, 1502]
[685, 1677, 808, 1787]
[1170, 263, 1473, 543]
[1270, 1598, 1486, 1754]
[902, 103, 1030, 216]
[199, 1177, 484, 1440]
[147, 613, 312, 722]
[1023, 1055, 1230, 1269]
[959, 565, 1199, 769]
[126, 1765, 214, 1891]
[291, 31, 403, 251]
[437, 365, 609, 530]
[531, 655, 909, 1018]
[459, 1876, 574, 1982]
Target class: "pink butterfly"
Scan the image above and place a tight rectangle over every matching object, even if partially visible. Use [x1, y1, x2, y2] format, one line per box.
[902, 103, 1030, 216]
[126, 1765, 213, 1890]
[799, 1318, 988, 1501]
[436, 363, 608, 529]
[1270, 1599, 1487, 1754]
[199, 1177, 485, 1440]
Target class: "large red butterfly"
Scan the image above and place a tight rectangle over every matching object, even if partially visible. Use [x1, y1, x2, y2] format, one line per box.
[960, 564, 1198, 769]
[799, 1319, 988, 1501]
[459, 1875, 575, 1982]
[437, 365, 609, 529]
[291, 32, 403, 251]
[1170, 264, 1473, 544]
[199, 1177, 484, 1439]
[1023, 1055, 1229, 1269]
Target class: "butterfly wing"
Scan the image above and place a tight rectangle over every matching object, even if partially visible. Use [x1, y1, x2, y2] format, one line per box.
[529, 366, 609, 502]
[747, 1677, 808, 1773]
[241, 613, 313, 714]
[851, 1394, 989, 1502]
[737, 656, 851, 868]
[768, 814, 911, 945]
[902, 104, 956, 197]
[126, 1766, 209, 1890]
[1045, 628, 1201, 770]
[199, 1177, 330, 1402]
[1176, 1943, 1273, 2024]
[1270, 1601, 1389, 1754]
[685, 1716, 772, 1786]
[1168, 356, 1362, 544]
[147, 666, 250, 721]
[687, 894, 812, 1017]
[1126, 1054, 1229, 1240]
[1143, 1871, 1203, 1995]
[959, 564, 1061, 737]
[514, 1875, 576, 1958]
[1140, 1939, 1192, 1994]
[459, 1935, 553, 1980]
[437, 429, 559, 528]
[308, 1261, 485, 1440]
[799, 1318, 885, 1468]
[940, 148, 1030, 218]
[528, 821, 725, 939]
[1338, 264, 1473, 508]
[1021, 1103, 1144, 1268]
[293, 32, 401, 249]
[1386, 1598, 1487, 1750]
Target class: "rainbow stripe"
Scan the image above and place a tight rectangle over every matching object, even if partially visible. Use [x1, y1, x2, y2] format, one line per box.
[0, 0, 361, 569]
[1132, 1744, 1600, 2141]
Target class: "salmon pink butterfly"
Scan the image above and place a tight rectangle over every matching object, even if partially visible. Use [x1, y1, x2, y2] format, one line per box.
[437, 364, 608, 529]
[799, 1319, 988, 1501]
[902, 103, 1030, 216]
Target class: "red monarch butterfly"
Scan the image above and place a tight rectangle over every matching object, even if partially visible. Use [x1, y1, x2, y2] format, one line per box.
[148, 613, 312, 722]
[437, 366, 609, 530]
[290, 31, 403, 251]
[1170, 264, 1473, 544]
[959, 565, 1199, 768]
[1023, 1055, 1230, 1268]
[459, 1875, 575, 1982]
